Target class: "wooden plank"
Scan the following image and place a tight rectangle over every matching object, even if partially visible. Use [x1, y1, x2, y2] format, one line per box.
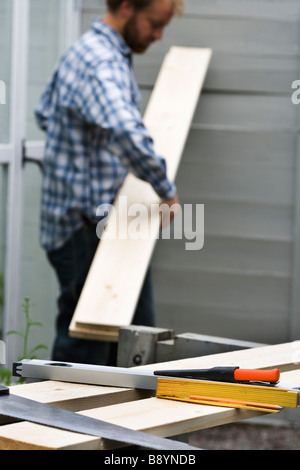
[0, 401, 260, 450]
[6, 380, 152, 412]
[69, 47, 212, 341]
[139, 341, 300, 373]
[0, 343, 300, 450]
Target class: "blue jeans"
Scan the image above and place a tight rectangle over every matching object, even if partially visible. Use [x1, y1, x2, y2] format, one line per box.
[47, 221, 155, 365]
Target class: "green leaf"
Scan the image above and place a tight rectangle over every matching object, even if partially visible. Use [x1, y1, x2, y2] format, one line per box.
[28, 321, 44, 328]
[27, 344, 48, 358]
[6, 330, 25, 338]
[0, 367, 12, 386]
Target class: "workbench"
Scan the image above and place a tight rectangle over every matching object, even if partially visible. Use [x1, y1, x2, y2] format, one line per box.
[0, 341, 299, 450]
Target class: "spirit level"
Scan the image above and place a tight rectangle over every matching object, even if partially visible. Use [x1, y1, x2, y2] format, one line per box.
[13, 360, 300, 410]
[14, 360, 282, 389]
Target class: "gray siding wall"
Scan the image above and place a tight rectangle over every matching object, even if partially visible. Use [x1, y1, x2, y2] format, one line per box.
[83, 0, 300, 344]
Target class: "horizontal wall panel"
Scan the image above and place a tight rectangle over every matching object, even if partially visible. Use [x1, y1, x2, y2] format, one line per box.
[83, 0, 300, 21]
[135, 53, 297, 94]
[183, 129, 295, 169]
[177, 160, 293, 205]
[140, 92, 296, 131]
[193, 94, 296, 131]
[153, 268, 290, 313]
[202, 200, 292, 241]
[152, 237, 291, 277]
[155, 301, 289, 344]
[182, 1, 300, 20]
[204, 54, 298, 94]
[165, 16, 299, 57]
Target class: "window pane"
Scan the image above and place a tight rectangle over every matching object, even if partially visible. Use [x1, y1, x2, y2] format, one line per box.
[20, 0, 69, 355]
[0, 0, 12, 143]
[26, 0, 65, 140]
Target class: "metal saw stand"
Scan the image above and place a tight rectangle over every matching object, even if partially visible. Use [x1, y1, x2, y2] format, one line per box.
[117, 326, 264, 367]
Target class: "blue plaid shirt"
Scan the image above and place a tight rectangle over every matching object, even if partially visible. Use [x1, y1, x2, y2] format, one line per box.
[35, 19, 176, 252]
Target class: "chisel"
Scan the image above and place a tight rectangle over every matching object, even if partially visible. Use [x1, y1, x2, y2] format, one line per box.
[153, 367, 281, 384]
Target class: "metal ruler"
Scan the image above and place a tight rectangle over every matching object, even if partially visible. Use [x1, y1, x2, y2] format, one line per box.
[14, 359, 159, 390]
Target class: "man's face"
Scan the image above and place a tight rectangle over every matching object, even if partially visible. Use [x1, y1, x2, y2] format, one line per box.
[123, 0, 174, 53]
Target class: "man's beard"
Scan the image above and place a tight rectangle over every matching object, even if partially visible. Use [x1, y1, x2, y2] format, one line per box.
[123, 15, 154, 53]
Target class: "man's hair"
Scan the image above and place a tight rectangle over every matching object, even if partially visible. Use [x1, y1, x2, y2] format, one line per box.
[106, 0, 185, 16]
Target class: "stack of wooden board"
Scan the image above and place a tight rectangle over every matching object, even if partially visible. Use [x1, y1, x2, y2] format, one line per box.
[69, 46, 212, 342]
[0, 342, 299, 450]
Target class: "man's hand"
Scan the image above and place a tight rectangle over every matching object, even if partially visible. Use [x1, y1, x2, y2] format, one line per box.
[160, 193, 181, 229]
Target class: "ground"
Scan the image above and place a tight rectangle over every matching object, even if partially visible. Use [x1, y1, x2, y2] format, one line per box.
[189, 423, 300, 450]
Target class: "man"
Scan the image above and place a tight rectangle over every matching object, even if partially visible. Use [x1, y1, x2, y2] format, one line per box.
[35, 0, 184, 365]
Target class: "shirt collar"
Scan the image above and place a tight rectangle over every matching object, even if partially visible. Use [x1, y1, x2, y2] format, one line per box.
[91, 18, 132, 60]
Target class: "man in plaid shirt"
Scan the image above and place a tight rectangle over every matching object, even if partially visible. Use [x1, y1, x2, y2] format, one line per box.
[35, 0, 184, 365]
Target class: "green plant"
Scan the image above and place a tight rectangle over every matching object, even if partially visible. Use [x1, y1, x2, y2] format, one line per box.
[0, 297, 48, 385]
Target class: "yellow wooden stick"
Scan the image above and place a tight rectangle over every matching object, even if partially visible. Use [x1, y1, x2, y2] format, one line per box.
[156, 378, 299, 409]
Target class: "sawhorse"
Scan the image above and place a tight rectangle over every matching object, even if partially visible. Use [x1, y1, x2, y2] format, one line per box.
[117, 325, 264, 367]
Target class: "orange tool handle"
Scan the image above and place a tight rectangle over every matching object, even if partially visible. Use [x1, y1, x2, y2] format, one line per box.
[234, 368, 280, 383]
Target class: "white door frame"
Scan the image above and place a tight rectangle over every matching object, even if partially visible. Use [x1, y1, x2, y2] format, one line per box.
[3, 0, 29, 368]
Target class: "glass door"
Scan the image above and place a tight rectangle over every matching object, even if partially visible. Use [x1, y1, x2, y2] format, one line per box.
[0, 0, 81, 367]
[20, 0, 82, 363]
[0, 0, 20, 359]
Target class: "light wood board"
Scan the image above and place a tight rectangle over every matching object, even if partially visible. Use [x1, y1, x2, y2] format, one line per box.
[69, 46, 212, 341]
[0, 342, 300, 450]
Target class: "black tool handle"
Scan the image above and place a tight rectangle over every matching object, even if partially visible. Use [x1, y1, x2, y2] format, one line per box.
[0, 385, 9, 395]
[154, 367, 239, 382]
